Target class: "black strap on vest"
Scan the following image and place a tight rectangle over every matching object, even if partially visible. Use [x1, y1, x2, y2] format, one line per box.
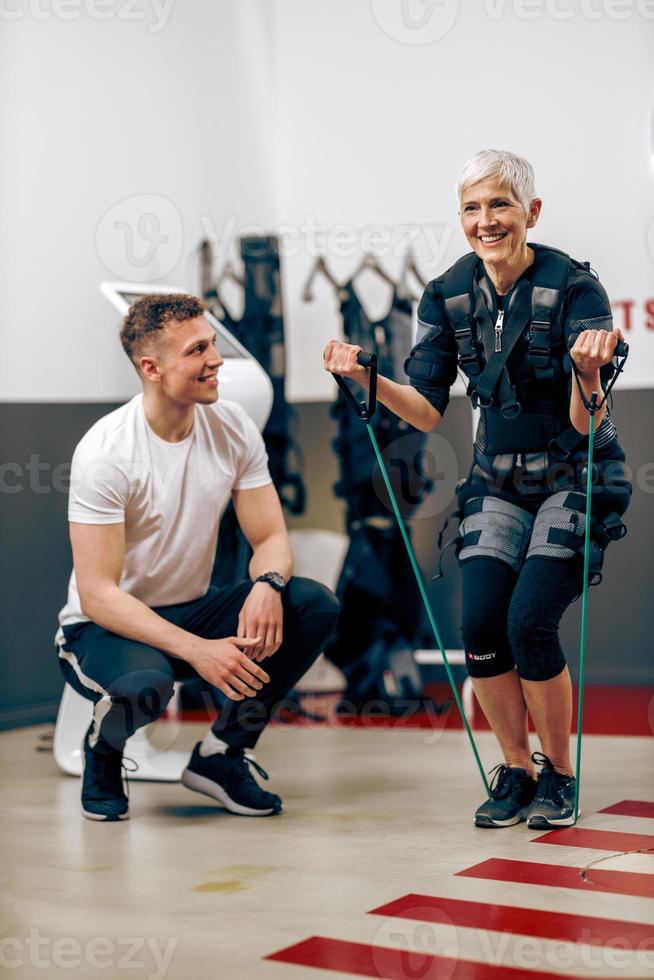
[441, 253, 484, 385]
[528, 249, 571, 380]
[442, 246, 573, 412]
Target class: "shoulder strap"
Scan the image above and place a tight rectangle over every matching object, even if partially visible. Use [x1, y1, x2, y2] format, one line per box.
[440, 253, 484, 381]
[528, 245, 572, 381]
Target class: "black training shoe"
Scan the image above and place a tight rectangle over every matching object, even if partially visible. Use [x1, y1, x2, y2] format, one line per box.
[181, 743, 282, 817]
[81, 726, 129, 822]
[526, 752, 577, 828]
[474, 765, 537, 828]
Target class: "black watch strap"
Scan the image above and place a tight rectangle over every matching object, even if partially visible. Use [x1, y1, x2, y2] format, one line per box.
[255, 572, 287, 593]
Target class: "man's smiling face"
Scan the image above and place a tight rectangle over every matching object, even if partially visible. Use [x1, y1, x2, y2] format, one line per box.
[142, 315, 224, 406]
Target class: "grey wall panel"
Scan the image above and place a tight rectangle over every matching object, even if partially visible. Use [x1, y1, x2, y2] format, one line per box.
[0, 389, 651, 729]
[0, 404, 122, 728]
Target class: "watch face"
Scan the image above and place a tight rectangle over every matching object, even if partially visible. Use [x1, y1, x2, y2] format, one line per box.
[260, 572, 285, 590]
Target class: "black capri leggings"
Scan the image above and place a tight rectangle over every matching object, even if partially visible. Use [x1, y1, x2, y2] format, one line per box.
[460, 556, 584, 682]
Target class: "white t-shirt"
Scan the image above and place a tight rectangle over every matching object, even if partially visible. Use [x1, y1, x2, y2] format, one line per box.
[56, 394, 271, 638]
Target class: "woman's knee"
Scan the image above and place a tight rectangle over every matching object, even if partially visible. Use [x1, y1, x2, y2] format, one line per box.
[507, 598, 566, 681]
[461, 613, 514, 678]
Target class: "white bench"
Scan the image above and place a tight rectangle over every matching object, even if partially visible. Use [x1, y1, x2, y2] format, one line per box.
[413, 649, 475, 720]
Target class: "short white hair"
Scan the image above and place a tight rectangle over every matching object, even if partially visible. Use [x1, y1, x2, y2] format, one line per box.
[456, 150, 536, 212]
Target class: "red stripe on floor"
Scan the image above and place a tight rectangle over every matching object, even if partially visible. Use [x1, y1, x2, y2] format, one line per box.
[176, 685, 654, 735]
[600, 801, 654, 819]
[369, 894, 652, 949]
[265, 936, 569, 979]
[456, 858, 654, 898]
[533, 828, 654, 852]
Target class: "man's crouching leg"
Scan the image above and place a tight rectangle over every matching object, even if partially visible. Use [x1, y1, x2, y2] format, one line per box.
[181, 577, 340, 816]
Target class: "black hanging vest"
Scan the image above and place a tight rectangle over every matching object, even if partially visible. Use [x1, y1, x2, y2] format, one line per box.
[440, 243, 591, 457]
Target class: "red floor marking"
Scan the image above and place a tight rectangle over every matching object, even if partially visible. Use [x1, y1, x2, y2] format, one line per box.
[456, 858, 654, 899]
[175, 684, 654, 736]
[600, 801, 654, 819]
[533, 828, 654, 852]
[369, 894, 653, 949]
[266, 936, 569, 979]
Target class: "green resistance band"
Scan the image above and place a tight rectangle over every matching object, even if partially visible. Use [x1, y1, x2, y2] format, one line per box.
[331, 352, 490, 798]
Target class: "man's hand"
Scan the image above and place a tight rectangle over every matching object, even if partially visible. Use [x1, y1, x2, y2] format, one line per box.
[187, 637, 270, 700]
[237, 582, 283, 661]
[570, 327, 625, 378]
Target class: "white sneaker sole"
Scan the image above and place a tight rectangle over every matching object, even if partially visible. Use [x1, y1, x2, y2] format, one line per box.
[81, 806, 129, 821]
[527, 810, 578, 828]
[475, 805, 530, 828]
[181, 768, 280, 817]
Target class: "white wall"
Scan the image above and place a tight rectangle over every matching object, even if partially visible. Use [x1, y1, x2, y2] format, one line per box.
[0, 0, 276, 402]
[1, 0, 652, 402]
[271, 0, 654, 399]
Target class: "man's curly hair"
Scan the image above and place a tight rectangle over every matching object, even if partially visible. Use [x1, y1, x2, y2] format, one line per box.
[120, 294, 206, 370]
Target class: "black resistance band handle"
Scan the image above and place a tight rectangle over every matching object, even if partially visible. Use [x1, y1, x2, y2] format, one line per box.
[331, 350, 378, 421]
[615, 341, 629, 358]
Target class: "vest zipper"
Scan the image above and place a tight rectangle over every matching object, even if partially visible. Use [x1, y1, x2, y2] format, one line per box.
[494, 309, 504, 352]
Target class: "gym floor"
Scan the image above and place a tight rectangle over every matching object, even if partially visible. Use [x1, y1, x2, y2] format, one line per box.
[2, 711, 653, 980]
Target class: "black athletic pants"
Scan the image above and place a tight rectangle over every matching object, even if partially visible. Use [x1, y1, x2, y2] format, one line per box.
[460, 556, 584, 681]
[58, 577, 340, 752]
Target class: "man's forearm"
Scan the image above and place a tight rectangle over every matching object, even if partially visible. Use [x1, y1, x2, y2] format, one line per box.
[570, 368, 606, 434]
[248, 532, 293, 581]
[81, 587, 203, 663]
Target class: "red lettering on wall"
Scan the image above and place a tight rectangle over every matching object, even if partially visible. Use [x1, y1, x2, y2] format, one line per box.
[645, 299, 654, 332]
[611, 299, 634, 332]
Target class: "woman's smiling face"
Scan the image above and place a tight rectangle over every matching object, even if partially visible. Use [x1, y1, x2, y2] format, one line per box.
[460, 178, 541, 268]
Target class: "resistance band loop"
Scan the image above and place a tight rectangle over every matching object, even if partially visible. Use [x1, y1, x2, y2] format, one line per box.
[574, 392, 596, 822]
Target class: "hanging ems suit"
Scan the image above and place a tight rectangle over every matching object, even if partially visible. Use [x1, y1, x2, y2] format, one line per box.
[324, 282, 434, 709]
[406, 243, 631, 586]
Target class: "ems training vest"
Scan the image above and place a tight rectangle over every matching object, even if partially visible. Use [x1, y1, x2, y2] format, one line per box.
[406, 243, 617, 458]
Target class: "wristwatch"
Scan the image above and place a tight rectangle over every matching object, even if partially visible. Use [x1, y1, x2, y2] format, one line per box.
[255, 571, 287, 593]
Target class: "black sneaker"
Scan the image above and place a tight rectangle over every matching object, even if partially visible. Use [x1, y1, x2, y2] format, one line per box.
[181, 743, 282, 817]
[81, 725, 129, 822]
[526, 752, 577, 828]
[474, 765, 537, 828]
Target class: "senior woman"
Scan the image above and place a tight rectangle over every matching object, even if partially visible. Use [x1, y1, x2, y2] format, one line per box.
[323, 149, 630, 829]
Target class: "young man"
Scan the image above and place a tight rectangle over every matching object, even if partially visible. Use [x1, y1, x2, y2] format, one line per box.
[55, 294, 340, 822]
